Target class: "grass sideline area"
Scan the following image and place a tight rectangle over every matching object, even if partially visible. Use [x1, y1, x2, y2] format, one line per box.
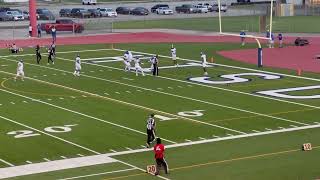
[114, 16, 320, 33]
[0, 42, 319, 179]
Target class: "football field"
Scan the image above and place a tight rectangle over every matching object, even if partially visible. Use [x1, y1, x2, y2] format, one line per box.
[0, 43, 319, 180]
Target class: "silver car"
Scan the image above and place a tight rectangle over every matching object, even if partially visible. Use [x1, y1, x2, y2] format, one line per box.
[7, 11, 24, 21]
[0, 11, 12, 21]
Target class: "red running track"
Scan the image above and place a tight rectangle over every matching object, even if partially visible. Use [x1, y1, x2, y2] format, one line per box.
[1, 32, 319, 73]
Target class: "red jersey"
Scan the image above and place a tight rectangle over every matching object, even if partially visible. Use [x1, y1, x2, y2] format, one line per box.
[154, 144, 165, 159]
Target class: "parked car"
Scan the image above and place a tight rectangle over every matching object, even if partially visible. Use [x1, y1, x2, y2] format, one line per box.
[151, 4, 169, 13]
[198, 3, 213, 11]
[99, 8, 117, 17]
[194, 5, 208, 13]
[71, 8, 91, 18]
[212, 4, 228, 12]
[0, 7, 10, 12]
[22, 11, 29, 19]
[7, 10, 24, 21]
[59, 8, 72, 17]
[88, 9, 101, 17]
[175, 4, 197, 13]
[131, 7, 149, 15]
[42, 19, 84, 34]
[82, 0, 97, 5]
[156, 7, 173, 15]
[36, 8, 55, 20]
[116, 7, 131, 15]
[0, 11, 12, 21]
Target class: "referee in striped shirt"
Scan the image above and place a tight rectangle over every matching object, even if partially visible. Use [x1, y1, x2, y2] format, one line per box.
[146, 114, 156, 148]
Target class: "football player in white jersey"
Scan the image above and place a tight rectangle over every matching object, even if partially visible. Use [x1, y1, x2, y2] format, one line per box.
[134, 57, 145, 76]
[15, 59, 24, 81]
[201, 52, 208, 76]
[170, 45, 177, 66]
[123, 51, 131, 72]
[73, 54, 81, 77]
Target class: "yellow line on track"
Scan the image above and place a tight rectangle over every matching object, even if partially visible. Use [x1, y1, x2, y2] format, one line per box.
[103, 145, 320, 180]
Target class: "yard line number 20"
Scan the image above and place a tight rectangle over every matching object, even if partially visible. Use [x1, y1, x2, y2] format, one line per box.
[7, 124, 77, 139]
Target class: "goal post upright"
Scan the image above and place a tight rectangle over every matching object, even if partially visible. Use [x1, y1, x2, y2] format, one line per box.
[217, 0, 274, 67]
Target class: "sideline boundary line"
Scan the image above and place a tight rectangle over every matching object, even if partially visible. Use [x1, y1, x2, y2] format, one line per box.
[1, 123, 319, 179]
[55, 56, 310, 126]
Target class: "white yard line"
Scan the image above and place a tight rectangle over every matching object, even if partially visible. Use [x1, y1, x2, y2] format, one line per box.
[0, 159, 14, 167]
[52, 57, 310, 127]
[0, 66, 245, 135]
[0, 85, 176, 144]
[0, 115, 101, 155]
[1, 123, 319, 179]
[111, 48, 320, 110]
[57, 168, 137, 180]
[0, 116, 167, 180]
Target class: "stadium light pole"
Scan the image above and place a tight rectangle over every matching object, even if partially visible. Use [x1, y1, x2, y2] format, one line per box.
[29, 0, 38, 37]
[218, 0, 222, 33]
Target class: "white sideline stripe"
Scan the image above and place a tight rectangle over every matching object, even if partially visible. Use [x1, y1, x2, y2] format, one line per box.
[0, 115, 101, 155]
[112, 49, 320, 110]
[0, 154, 117, 179]
[57, 168, 136, 180]
[53, 57, 310, 127]
[2, 124, 319, 179]
[0, 159, 14, 167]
[0, 82, 176, 144]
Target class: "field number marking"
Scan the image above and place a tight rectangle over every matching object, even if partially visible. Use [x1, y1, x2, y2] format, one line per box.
[7, 124, 78, 139]
[156, 110, 205, 121]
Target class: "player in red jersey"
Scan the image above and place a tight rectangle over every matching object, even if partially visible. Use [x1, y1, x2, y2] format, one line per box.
[153, 138, 169, 176]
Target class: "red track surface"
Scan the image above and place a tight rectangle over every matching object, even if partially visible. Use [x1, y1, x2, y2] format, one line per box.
[1, 32, 319, 73]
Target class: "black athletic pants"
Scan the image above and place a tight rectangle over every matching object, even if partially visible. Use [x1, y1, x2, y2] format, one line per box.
[36, 52, 41, 64]
[147, 129, 155, 146]
[155, 158, 169, 175]
[152, 64, 158, 76]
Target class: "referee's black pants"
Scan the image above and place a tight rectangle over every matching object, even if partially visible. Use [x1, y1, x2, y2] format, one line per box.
[152, 64, 158, 76]
[147, 129, 155, 146]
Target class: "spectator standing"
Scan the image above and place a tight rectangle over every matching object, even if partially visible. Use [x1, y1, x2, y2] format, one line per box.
[37, 24, 41, 38]
[51, 26, 57, 42]
[240, 31, 246, 46]
[278, 33, 283, 48]
[28, 24, 32, 37]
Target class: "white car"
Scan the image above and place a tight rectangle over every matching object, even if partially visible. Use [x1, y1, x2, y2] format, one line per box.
[156, 7, 173, 15]
[82, 0, 97, 5]
[194, 5, 208, 13]
[212, 4, 228, 12]
[7, 11, 24, 21]
[197, 3, 213, 11]
[99, 8, 117, 17]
